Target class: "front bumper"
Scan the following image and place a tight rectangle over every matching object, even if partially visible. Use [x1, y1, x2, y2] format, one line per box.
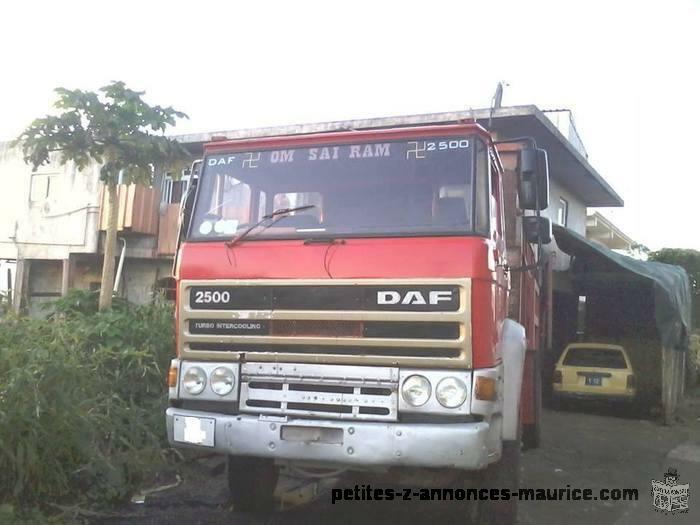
[166, 408, 498, 471]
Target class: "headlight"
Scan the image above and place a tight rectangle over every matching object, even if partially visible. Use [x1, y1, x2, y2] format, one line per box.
[436, 377, 468, 408]
[210, 367, 235, 396]
[401, 375, 431, 407]
[183, 366, 206, 395]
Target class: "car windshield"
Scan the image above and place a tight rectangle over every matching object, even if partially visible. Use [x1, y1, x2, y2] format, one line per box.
[189, 136, 484, 240]
[563, 348, 628, 369]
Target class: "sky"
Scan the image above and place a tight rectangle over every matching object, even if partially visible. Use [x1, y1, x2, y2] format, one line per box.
[2, 0, 699, 250]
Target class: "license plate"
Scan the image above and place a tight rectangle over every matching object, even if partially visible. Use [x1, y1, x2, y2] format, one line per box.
[173, 415, 215, 447]
[585, 376, 602, 386]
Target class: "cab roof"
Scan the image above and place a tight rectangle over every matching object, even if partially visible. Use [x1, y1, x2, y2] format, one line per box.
[175, 105, 623, 207]
[202, 123, 493, 154]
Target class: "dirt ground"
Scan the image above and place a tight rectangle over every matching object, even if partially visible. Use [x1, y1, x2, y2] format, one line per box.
[94, 389, 700, 525]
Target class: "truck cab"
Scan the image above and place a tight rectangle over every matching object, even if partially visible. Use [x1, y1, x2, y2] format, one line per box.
[166, 122, 550, 521]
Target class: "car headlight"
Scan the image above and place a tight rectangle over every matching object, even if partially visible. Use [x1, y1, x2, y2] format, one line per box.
[436, 377, 468, 408]
[401, 375, 431, 407]
[210, 366, 235, 396]
[183, 366, 207, 395]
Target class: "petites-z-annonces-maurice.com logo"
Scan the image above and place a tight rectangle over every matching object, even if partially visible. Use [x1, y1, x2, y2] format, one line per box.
[651, 467, 690, 514]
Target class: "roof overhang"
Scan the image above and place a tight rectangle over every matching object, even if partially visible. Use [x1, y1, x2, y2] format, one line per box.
[586, 212, 635, 250]
[478, 107, 623, 207]
[173, 105, 623, 207]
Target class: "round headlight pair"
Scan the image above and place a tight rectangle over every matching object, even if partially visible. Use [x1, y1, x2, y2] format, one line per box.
[183, 366, 235, 396]
[401, 375, 467, 408]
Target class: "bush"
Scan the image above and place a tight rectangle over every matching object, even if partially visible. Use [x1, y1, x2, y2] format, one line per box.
[0, 291, 175, 513]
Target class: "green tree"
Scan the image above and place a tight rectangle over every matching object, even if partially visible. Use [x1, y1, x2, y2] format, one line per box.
[648, 248, 700, 327]
[624, 242, 650, 260]
[15, 82, 189, 310]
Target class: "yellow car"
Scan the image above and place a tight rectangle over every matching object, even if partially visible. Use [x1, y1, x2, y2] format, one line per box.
[553, 343, 636, 403]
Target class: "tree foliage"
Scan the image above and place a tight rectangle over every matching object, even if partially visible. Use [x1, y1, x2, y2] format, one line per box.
[14, 81, 190, 184]
[624, 242, 650, 260]
[648, 248, 700, 326]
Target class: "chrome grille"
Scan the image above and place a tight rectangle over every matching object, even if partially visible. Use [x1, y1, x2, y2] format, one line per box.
[239, 363, 399, 421]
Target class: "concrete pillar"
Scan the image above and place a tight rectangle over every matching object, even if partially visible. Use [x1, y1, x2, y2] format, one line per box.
[61, 257, 74, 296]
[12, 259, 30, 314]
[661, 345, 685, 425]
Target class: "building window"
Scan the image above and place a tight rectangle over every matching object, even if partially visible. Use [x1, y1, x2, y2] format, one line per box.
[557, 197, 569, 226]
[29, 173, 58, 203]
[161, 169, 191, 204]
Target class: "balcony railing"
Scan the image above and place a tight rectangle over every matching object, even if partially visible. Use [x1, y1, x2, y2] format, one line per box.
[157, 203, 180, 256]
[99, 184, 159, 235]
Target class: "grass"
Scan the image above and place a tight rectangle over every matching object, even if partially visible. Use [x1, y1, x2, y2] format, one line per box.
[0, 290, 175, 521]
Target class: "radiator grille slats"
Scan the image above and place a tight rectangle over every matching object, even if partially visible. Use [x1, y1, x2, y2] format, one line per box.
[179, 279, 472, 368]
[239, 363, 399, 421]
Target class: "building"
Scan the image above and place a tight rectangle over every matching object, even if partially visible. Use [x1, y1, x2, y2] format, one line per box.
[0, 105, 623, 316]
[0, 141, 178, 315]
[586, 211, 635, 252]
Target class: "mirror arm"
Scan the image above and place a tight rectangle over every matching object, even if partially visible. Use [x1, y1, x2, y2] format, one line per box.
[535, 164, 543, 274]
[493, 136, 538, 149]
[501, 136, 548, 284]
[508, 140, 547, 283]
[501, 260, 545, 273]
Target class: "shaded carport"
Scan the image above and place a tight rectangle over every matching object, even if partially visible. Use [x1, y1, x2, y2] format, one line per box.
[552, 224, 692, 422]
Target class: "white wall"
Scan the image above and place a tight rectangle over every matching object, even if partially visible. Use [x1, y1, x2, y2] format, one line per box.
[544, 178, 587, 235]
[541, 177, 588, 272]
[0, 142, 102, 261]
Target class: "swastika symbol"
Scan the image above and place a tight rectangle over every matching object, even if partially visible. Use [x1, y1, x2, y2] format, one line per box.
[242, 152, 260, 168]
[406, 141, 426, 159]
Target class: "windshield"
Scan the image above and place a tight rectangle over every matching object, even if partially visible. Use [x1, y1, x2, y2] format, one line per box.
[563, 348, 628, 369]
[189, 136, 481, 241]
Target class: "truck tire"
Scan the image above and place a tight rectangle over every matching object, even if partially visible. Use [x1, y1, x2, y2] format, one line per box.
[472, 440, 520, 525]
[522, 351, 542, 450]
[227, 455, 279, 512]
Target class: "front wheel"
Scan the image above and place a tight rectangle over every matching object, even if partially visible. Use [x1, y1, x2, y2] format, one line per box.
[522, 351, 542, 450]
[227, 455, 279, 512]
[469, 440, 520, 525]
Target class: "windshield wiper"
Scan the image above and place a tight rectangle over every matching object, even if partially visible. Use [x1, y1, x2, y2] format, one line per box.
[225, 204, 316, 247]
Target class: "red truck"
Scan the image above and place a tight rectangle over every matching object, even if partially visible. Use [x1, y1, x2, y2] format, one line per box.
[166, 119, 551, 523]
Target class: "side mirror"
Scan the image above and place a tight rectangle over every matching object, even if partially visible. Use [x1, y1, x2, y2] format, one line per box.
[517, 146, 549, 210]
[523, 216, 552, 245]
